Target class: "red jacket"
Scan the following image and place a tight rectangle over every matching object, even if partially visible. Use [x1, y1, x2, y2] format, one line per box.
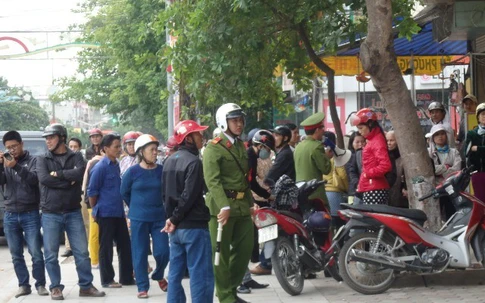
[357, 127, 392, 192]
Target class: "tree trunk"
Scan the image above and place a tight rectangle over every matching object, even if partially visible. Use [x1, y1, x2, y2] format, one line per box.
[362, 0, 440, 230]
[296, 22, 345, 149]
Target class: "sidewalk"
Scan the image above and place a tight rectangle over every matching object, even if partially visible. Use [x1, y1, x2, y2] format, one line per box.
[5, 255, 485, 303]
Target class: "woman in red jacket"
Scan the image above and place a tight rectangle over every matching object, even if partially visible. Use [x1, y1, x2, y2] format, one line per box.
[350, 108, 392, 204]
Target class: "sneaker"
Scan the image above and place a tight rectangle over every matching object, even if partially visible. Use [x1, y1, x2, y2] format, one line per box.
[15, 286, 32, 298]
[244, 279, 269, 289]
[79, 286, 106, 297]
[50, 287, 64, 300]
[249, 264, 271, 275]
[236, 284, 251, 294]
[61, 250, 73, 257]
[37, 285, 49, 296]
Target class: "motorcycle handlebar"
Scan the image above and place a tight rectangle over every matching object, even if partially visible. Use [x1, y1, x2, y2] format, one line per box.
[418, 191, 436, 201]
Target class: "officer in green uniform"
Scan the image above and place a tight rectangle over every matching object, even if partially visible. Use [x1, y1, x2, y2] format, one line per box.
[203, 103, 253, 303]
[294, 112, 331, 210]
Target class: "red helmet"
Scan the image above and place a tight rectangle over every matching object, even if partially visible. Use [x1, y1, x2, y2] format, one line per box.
[122, 131, 142, 144]
[166, 136, 178, 150]
[173, 120, 208, 145]
[350, 108, 377, 126]
[88, 128, 103, 137]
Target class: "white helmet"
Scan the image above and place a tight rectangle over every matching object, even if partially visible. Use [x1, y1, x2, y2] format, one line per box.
[134, 134, 159, 154]
[215, 103, 246, 131]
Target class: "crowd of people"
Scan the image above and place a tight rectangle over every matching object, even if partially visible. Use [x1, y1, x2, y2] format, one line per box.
[2, 96, 485, 303]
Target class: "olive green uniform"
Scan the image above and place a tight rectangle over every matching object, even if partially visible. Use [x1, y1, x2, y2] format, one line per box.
[203, 133, 254, 303]
[294, 113, 331, 207]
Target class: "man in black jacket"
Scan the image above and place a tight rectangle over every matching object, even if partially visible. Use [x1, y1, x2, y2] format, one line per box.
[37, 123, 105, 300]
[0, 131, 48, 298]
[265, 125, 295, 184]
[162, 120, 214, 302]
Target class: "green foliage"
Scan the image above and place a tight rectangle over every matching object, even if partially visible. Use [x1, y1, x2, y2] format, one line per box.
[0, 77, 36, 102]
[0, 101, 49, 131]
[56, 0, 168, 139]
[158, 0, 367, 118]
[158, 0, 418, 123]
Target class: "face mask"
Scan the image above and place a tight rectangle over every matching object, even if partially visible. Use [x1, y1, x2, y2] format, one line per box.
[259, 148, 271, 160]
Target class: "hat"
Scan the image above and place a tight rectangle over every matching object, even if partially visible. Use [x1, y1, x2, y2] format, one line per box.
[429, 124, 448, 139]
[462, 94, 478, 105]
[300, 112, 325, 130]
[476, 103, 485, 119]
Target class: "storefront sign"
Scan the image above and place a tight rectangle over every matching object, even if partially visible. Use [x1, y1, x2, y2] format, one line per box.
[311, 55, 467, 76]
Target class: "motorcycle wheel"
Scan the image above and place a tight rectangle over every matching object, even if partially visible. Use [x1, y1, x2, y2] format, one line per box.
[339, 232, 395, 295]
[271, 237, 304, 296]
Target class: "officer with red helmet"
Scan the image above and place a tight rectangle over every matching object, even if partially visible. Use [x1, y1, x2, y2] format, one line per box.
[161, 120, 214, 302]
[120, 131, 142, 176]
[350, 108, 392, 205]
[86, 128, 103, 160]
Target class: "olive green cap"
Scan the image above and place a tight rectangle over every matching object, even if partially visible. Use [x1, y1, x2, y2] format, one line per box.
[300, 112, 325, 129]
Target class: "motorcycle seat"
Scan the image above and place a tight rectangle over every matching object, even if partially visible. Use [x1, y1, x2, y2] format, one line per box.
[279, 210, 303, 222]
[341, 203, 427, 226]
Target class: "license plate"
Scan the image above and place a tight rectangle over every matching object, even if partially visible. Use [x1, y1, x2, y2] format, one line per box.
[258, 224, 278, 244]
[333, 225, 345, 241]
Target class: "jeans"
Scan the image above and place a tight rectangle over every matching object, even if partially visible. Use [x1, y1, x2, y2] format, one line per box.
[130, 219, 170, 292]
[167, 228, 214, 303]
[4, 210, 46, 289]
[42, 210, 93, 291]
[259, 248, 272, 270]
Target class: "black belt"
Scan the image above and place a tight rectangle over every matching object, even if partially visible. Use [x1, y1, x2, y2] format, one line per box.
[224, 190, 245, 200]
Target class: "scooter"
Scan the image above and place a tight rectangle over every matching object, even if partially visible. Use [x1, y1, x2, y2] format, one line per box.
[333, 166, 485, 295]
[253, 179, 341, 296]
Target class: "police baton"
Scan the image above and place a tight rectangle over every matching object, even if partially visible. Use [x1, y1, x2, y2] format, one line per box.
[214, 222, 223, 266]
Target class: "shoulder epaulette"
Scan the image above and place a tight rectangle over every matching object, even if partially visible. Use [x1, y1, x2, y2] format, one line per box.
[211, 137, 222, 144]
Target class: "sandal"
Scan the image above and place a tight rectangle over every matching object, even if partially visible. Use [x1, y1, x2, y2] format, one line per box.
[158, 278, 168, 292]
[103, 281, 122, 288]
[137, 291, 148, 299]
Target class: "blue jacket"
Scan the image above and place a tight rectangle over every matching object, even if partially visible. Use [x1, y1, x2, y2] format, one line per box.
[88, 157, 124, 218]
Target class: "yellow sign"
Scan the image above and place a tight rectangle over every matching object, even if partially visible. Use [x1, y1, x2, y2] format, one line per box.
[310, 55, 458, 76]
[467, 113, 478, 131]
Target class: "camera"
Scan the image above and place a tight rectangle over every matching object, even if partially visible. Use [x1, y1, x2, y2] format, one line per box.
[3, 151, 13, 161]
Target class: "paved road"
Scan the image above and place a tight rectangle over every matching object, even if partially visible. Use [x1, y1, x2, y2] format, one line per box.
[1, 242, 485, 303]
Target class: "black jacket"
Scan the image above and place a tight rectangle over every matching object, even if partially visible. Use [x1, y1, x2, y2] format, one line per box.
[162, 146, 210, 229]
[346, 149, 362, 196]
[265, 144, 295, 185]
[0, 151, 40, 212]
[247, 147, 271, 199]
[465, 127, 485, 172]
[85, 145, 100, 161]
[37, 149, 86, 214]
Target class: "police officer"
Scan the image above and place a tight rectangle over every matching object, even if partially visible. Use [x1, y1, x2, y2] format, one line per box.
[294, 112, 331, 211]
[203, 103, 253, 303]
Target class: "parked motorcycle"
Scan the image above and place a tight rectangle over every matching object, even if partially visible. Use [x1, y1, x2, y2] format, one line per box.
[334, 166, 485, 295]
[253, 178, 341, 296]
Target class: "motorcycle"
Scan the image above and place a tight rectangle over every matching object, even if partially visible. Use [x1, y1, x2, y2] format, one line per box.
[253, 178, 341, 296]
[333, 166, 485, 295]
